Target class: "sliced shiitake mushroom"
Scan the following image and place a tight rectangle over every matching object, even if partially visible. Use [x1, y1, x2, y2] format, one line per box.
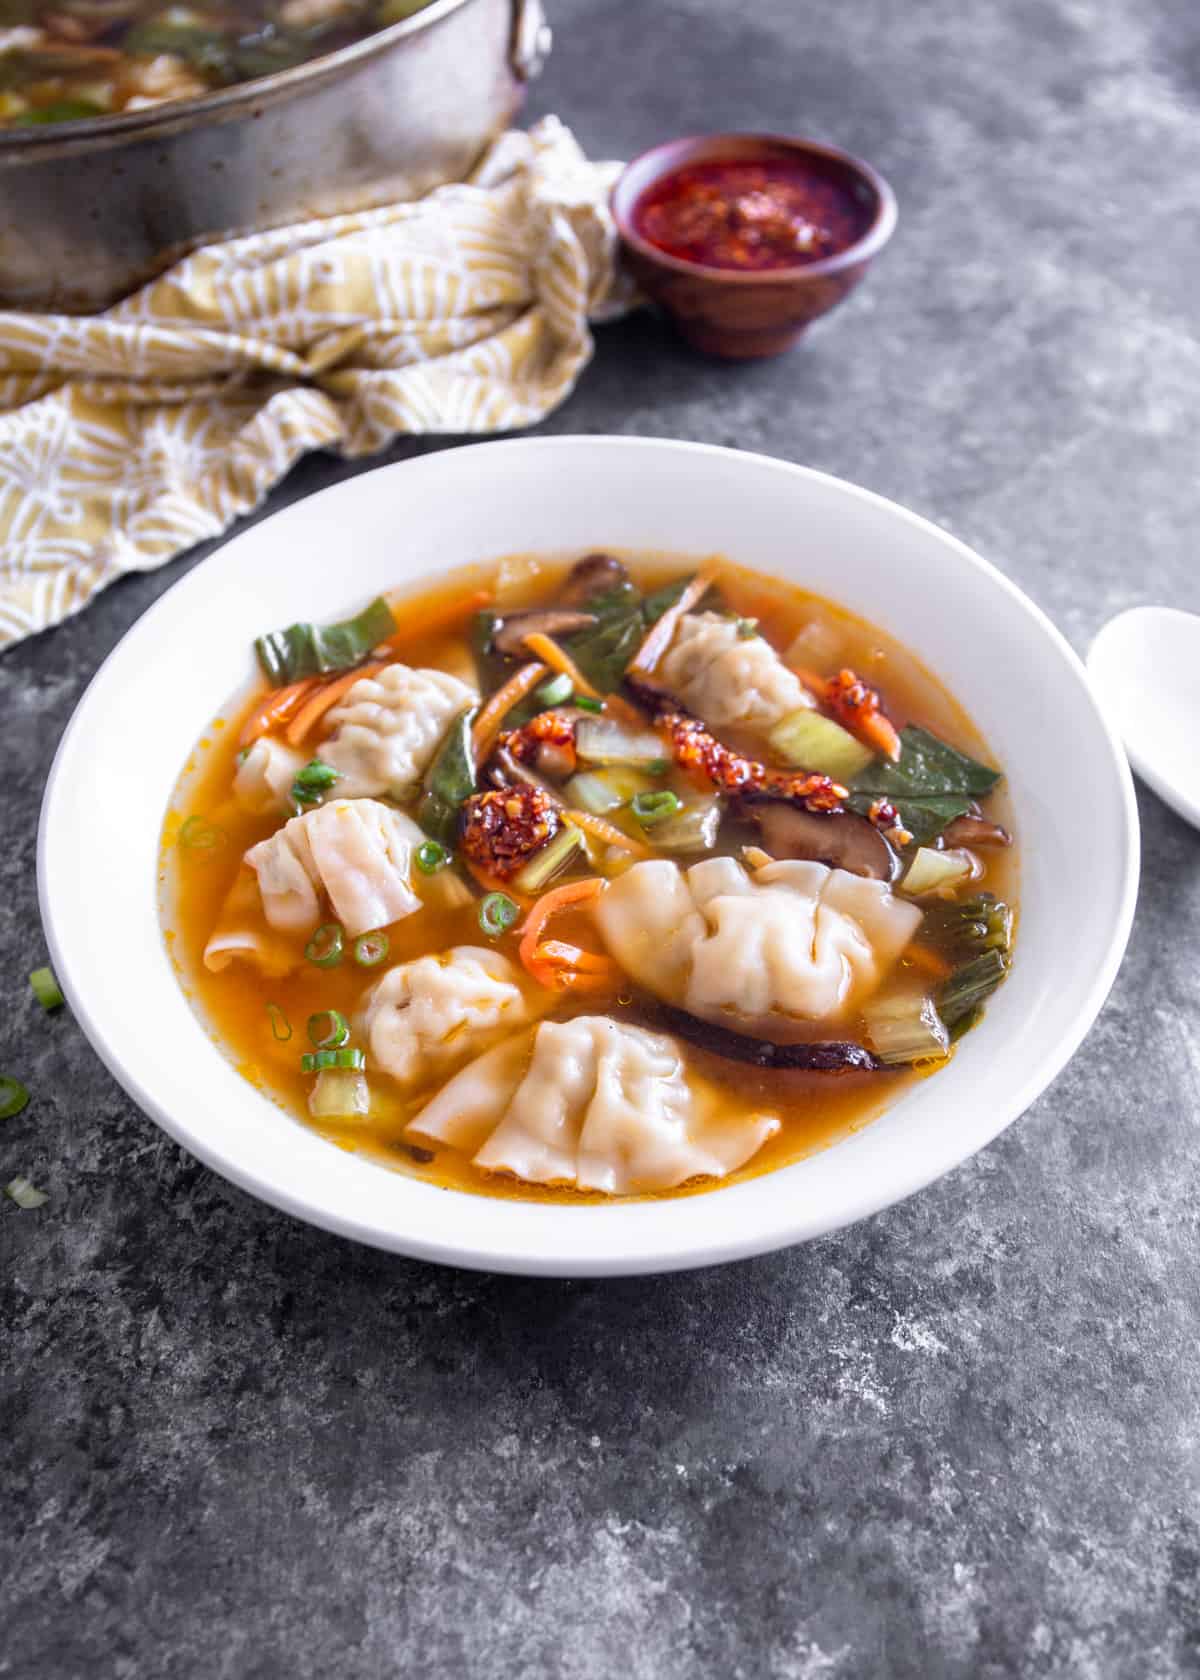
[748, 802, 900, 882]
[491, 608, 597, 656]
[941, 815, 1012, 847]
[558, 551, 630, 605]
[645, 1002, 883, 1072]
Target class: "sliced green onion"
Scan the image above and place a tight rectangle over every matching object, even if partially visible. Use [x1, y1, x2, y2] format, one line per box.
[29, 967, 64, 1012]
[178, 815, 227, 853]
[512, 824, 585, 894]
[535, 672, 573, 706]
[255, 595, 396, 685]
[302, 1046, 366, 1072]
[574, 695, 604, 713]
[416, 840, 450, 874]
[479, 892, 519, 937]
[304, 923, 344, 968]
[308, 1009, 350, 1049]
[266, 1003, 292, 1043]
[290, 758, 340, 807]
[646, 758, 669, 776]
[0, 1076, 30, 1120]
[353, 931, 390, 967]
[736, 617, 759, 639]
[630, 789, 684, 828]
[4, 1176, 47, 1209]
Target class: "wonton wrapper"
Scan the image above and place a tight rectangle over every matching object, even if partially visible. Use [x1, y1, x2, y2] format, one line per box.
[407, 1015, 780, 1195]
[657, 611, 814, 733]
[319, 662, 477, 801]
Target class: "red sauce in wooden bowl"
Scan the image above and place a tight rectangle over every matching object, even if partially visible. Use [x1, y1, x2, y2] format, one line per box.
[632, 159, 872, 272]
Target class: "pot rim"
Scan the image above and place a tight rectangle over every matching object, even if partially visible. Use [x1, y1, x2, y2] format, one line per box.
[0, 0, 483, 151]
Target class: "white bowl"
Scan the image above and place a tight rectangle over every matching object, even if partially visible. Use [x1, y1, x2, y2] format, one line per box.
[38, 438, 1139, 1276]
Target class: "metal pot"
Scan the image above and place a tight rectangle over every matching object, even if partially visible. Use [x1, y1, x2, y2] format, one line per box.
[0, 0, 550, 312]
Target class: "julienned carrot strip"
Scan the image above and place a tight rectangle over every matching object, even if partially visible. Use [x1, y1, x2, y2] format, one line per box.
[862, 711, 902, 762]
[471, 661, 546, 759]
[285, 659, 388, 746]
[562, 808, 652, 859]
[629, 562, 721, 677]
[518, 631, 603, 700]
[239, 677, 319, 746]
[379, 588, 493, 650]
[536, 940, 615, 975]
[517, 877, 612, 990]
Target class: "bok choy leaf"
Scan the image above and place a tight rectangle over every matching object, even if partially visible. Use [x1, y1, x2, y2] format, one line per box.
[255, 596, 396, 686]
[848, 726, 1001, 846]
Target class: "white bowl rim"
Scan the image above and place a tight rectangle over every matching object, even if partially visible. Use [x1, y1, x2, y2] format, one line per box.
[37, 436, 1141, 1275]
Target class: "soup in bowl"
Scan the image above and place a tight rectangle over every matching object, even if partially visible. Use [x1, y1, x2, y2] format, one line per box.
[162, 551, 1017, 1202]
[38, 438, 1137, 1273]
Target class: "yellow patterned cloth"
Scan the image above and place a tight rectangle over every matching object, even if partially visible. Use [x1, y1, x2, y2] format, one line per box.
[0, 116, 626, 649]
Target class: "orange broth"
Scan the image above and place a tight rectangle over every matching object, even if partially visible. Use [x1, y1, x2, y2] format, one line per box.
[159, 552, 1017, 1204]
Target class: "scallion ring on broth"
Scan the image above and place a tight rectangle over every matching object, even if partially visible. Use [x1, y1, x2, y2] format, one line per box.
[479, 892, 520, 937]
[307, 1009, 351, 1050]
[416, 840, 450, 875]
[301, 1047, 366, 1072]
[178, 815, 226, 853]
[353, 932, 390, 967]
[29, 967, 64, 1012]
[266, 1003, 292, 1043]
[0, 1076, 30, 1120]
[631, 790, 683, 828]
[304, 923, 345, 968]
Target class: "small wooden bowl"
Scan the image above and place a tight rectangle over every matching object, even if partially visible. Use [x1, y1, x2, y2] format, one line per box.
[611, 133, 898, 360]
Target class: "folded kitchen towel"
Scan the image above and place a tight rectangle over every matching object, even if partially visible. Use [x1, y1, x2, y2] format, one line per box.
[0, 115, 629, 650]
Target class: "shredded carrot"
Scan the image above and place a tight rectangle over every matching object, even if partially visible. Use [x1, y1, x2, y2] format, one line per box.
[284, 658, 389, 747]
[905, 943, 954, 981]
[517, 877, 614, 990]
[562, 808, 652, 859]
[629, 562, 721, 677]
[239, 677, 319, 746]
[379, 587, 492, 651]
[518, 631, 603, 700]
[471, 661, 546, 760]
[861, 710, 902, 762]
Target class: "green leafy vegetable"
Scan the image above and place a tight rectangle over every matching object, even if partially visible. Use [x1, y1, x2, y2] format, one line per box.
[564, 575, 709, 694]
[920, 893, 1014, 960]
[255, 596, 396, 686]
[849, 726, 1001, 845]
[418, 708, 477, 847]
[937, 948, 1009, 1030]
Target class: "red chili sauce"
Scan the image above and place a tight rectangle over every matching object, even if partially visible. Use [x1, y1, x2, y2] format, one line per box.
[633, 159, 871, 272]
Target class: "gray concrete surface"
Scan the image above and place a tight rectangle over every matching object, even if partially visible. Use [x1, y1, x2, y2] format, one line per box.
[4, 1, 1200, 1674]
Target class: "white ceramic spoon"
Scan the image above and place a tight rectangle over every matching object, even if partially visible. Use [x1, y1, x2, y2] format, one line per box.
[1088, 606, 1200, 830]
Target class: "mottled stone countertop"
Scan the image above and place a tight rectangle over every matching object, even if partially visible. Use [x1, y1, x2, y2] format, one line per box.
[4, 1, 1200, 1674]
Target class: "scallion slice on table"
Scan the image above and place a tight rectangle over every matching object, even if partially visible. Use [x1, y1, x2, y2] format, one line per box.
[307, 1009, 350, 1050]
[534, 671, 573, 707]
[353, 932, 390, 967]
[4, 1176, 47, 1209]
[290, 758, 340, 807]
[479, 892, 519, 937]
[304, 923, 345, 968]
[0, 1076, 30, 1120]
[255, 596, 397, 685]
[630, 790, 683, 828]
[266, 1003, 292, 1042]
[29, 967, 64, 1012]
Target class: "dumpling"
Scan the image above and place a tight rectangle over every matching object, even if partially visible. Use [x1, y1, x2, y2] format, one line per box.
[407, 1016, 780, 1194]
[594, 855, 921, 1039]
[243, 798, 424, 938]
[318, 662, 477, 800]
[202, 866, 299, 976]
[364, 946, 537, 1093]
[233, 736, 307, 816]
[657, 612, 814, 732]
